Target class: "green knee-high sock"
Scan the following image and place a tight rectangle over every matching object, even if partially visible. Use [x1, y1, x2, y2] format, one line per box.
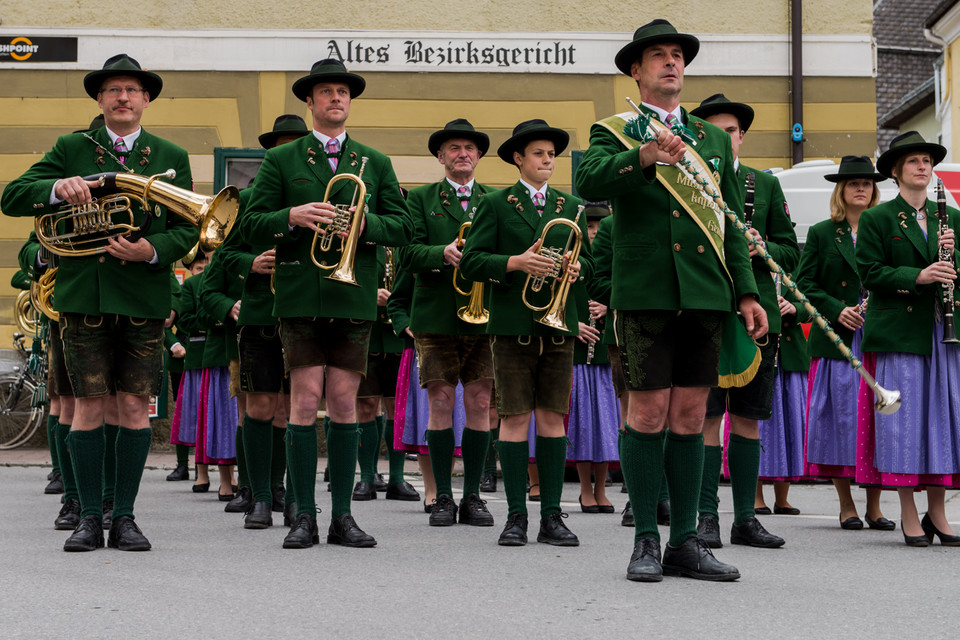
[483, 425, 499, 475]
[498, 440, 529, 516]
[57, 422, 79, 502]
[323, 415, 331, 440]
[328, 421, 360, 518]
[658, 429, 670, 502]
[426, 429, 455, 497]
[664, 431, 704, 547]
[47, 415, 60, 475]
[67, 428, 105, 520]
[728, 433, 761, 525]
[270, 425, 287, 488]
[175, 444, 190, 468]
[285, 466, 294, 507]
[286, 422, 318, 517]
[460, 428, 490, 497]
[112, 427, 152, 520]
[698, 445, 723, 520]
[357, 420, 380, 483]
[619, 426, 665, 543]
[235, 425, 249, 489]
[102, 423, 119, 502]
[242, 415, 273, 503]
[535, 435, 567, 518]
[374, 414, 385, 470]
[384, 419, 405, 484]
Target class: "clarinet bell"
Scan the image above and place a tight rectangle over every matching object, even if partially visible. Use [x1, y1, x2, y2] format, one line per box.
[873, 384, 902, 416]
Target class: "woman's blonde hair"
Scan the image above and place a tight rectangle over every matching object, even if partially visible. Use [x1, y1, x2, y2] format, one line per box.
[830, 178, 879, 223]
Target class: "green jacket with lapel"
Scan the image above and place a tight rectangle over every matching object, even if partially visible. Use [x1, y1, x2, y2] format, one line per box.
[219, 190, 277, 328]
[459, 182, 593, 337]
[401, 179, 494, 335]
[585, 215, 618, 348]
[17, 232, 45, 282]
[1, 126, 198, 319]
[574, 107, 757, 312]
[779, 305, 811, 372]
[370, 245, 407, 354]
[240, 132, 413, 321]
[385, 267, 415, 349]
[177, 274, 206, 371]
[856, 194, 960, 355]
[198, 246, 244, 364]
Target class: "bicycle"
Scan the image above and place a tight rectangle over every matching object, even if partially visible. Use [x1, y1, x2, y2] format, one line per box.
[0, 331, 48, 450]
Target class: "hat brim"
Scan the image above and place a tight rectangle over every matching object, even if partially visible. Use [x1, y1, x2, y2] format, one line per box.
[427, 130, 491, 157]
[497, 128, 570, 164]
[876, 142, 947, 179]
[258, 129, 309, 149]
[689, 102, 755, 133]
[614, 34, 700, 76]
[292, 72, 366, 102]
[824, 172, 887, 183]
[84, 69, 163, 100]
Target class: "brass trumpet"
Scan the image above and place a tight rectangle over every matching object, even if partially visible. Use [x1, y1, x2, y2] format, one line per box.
[452, 222, 489, 325]
[36, 170, 239, 257]
[521, 205, 584, 332]
[309, 157, 368, 287]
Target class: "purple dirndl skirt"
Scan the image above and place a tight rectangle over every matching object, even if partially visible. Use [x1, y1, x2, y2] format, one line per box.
[805, 329, 862, 478]
[194, 367, 238, 465]
[565, 364, 620, 463]
[170, 369, 202, 446]
[393, 347, 465, 456]
[758, 367, 807, 481]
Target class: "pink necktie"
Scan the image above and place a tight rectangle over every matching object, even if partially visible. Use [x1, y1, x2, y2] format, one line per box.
[114, 137, 127, 164]
[326, 138, 340, 172]
[533, 192, 545, 215]
[664, 113, 679, 128]
[457, 185, 470, 211]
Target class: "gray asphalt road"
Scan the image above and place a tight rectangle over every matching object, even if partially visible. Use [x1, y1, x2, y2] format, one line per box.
[2, 466, 959, 639]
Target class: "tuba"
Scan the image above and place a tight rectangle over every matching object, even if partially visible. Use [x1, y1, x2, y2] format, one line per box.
[14, 289, 40, 335]
[32, 267, 59, 322]
[36, 170, 239, 257]
[452, 222, 489, 325]
[521, 205, 584, 332]
[309, 157, 368, 286]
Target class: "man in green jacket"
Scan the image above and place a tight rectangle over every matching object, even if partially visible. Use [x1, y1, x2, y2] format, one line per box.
[400, 119, 496, 527]
[1, 54, 198, 552]
[242, 59, 413, 549]
[575, 20, 765, 582]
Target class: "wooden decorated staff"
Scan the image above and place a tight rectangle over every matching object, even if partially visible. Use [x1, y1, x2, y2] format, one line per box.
[625, 97, 901, 414]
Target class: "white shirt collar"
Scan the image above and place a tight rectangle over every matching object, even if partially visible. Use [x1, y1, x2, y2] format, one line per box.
[734, 158, 740, 172]
[105, 126, 141, 150]
[519, 179, 548, 202]
[445, 177, 476, 195]
[642, 102, 682, 126]
[312, 130, 347, 148]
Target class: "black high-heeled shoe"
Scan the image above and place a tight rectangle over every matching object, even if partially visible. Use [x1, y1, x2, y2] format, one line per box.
[192, 482, 210, 493]
[920, 513, 960, 546]
[579, 496, 599, 514]
[902, 528, 930, 547]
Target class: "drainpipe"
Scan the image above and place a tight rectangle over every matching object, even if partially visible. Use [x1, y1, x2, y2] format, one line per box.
[791, 0, 804, 165]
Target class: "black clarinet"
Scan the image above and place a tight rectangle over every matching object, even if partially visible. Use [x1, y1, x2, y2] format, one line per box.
[936, 179, 959, 344]
[744, 172, 756, 229]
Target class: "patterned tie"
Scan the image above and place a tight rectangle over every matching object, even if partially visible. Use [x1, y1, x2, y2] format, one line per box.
[533, 192, 545, 215]
[664, 113, 679, 129]
[114, 137, 127, 165]
[326, 138, 340, 172]
[457, 185, 470, 211]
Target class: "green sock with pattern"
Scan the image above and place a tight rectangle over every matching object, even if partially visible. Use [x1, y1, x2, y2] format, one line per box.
[67, 427, 105, 520]
[483, 426, 499, 475]
[175, 444, 190, 468]
[535, 435, 567, 518]
[112, 427, 152, 521]
[698, 445, 723, 520]
[384, 419, 405, 484]
[664, 431, 704, 547]
[286, 422, 318, 517]
[102, 423, 119, 502]
[498, 440, 530, 516]
[46, 415, 60, 475]
[728, 433, 761, 525]
[242, 414, 273, 503]
[658, 429, 670, 502]
[57, 421, 79, 502]
[327, 421, 360, 518]
[357, 420, 380, 483]
[270, 425, 287, 489]
[460, 428, 490, 497]
[619, 425, 664, 543]
[426, 428, 455, 498]
[235, 424, 249, 489]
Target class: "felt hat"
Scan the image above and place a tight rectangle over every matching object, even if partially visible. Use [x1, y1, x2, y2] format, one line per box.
[496, 119, 569, 164]
[583, 201, 611, 220]
[74, 114, 105, 134]
[292, 58, 365, 102]
[690, 93, 755, 133]
[83, 53, 162, 100]
[876, 131, 947, 179]
[427, 119, 490, 157]
[258, 114, 310, 149]
[614, 19, 700, 76]
[823, 155, 886, 183]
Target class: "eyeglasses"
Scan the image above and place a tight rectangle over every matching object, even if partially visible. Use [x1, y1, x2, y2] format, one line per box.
[100, 86, 144, 97]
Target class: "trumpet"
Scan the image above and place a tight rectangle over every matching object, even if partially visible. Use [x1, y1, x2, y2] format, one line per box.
[309, 157, 368, 286]
[521, 205, 584, 332]
[452, 222, 489, 325]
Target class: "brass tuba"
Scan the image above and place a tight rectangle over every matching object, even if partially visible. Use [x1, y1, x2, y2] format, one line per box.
[451, 221, 488, 324]
[521, 205, 584, 332]
[309, 157, 368, 287]
[32, 267, 59, 322]
[36, 170, 239, 257]
[14, 289, 40, 335]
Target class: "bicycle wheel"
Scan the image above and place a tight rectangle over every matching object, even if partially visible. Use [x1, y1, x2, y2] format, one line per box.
[0, 375, 41, 449]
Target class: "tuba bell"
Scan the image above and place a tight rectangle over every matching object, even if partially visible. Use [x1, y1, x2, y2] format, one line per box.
[32, 267, 59, 323]
[451, 221, 488, 325]
[15, 289, 40, 335]
[521, 205, 584, 332]
[309, 157, 368, 287]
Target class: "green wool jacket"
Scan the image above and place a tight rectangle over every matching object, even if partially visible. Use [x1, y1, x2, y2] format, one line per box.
[177, 274, 206, 371]
[385, 267, 415, 349]
[166, 272, 184, 375]
[778, 304, 811, 372]
[401, 179, 494, 335]
[586, 215, 617, 348]
[198, 246, 244, 365]
[857, 194, 960, 355]
[17, 232, 46, 282]
[459, 181, 593, 337]
[218, 190, 276, 328]
[240, 133, 413, 320]
[572, 282, 610, 366]
[0, 126, 198, 318]
[574, 107, 757, 312]
[370, 245, 406, 354]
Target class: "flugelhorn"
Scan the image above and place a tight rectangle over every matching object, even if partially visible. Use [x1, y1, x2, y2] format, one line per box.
[452, 221, 489, 324]
[36, 170, 239, 257]
[521, 205, 584, 332]
[309, 157, 368, 286]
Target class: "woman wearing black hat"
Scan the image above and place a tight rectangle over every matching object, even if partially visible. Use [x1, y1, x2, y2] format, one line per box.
[855, 133, 960, 546]
[797, 155, 893, 530]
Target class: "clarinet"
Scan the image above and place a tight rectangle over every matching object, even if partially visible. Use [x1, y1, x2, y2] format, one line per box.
[586, 314, 597, 364]
[936, 179, 959, 344]
[744, 172, 756, 229]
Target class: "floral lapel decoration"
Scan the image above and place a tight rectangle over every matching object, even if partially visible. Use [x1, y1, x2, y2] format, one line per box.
[555, 196, 565, 215]
[349, 151, 358, 167]
[694, 121, 706, 140]
[507, 194, 523, 212]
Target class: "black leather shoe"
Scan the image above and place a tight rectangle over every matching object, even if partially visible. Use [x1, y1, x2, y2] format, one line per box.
[283, 501, 297, 528]
[101, 498, 114, 530]
[352, 481, 377, 501]
[283, 513, 319, 548]
[218, 488, 236, 502]
[754, 506, 772, 515]
[580, 495, 600, 514]
[498, 513, 528, 546]
[773, 505, 801, 515]
[621, 501, 634, 528]
[903, 528, 930, 547]
[621, 483, 628, 494]
[165, 464, 189, 481]
[459, 493, 494, 526]
[429, 494, 458, 526]
[63, 516, 104, 552]
[423, 500, 433, 514]
[730, 517, 785, 548]
[327, 514, 377, 547]
[626, 537, 662, 582]
[840, 515, 864, 530]
[921, 513, 960, 546]
[322, 467, 329, 482]
[385, 481, 420, 501]
[54, 498, 81, 530]
[480, 473, 497, 493]
[662, 537, 740, 581]
[192, 482, 209, 493]
[244, 501, 273, 529]
[537, 512, 579, 546]
[865, 514, 896, 531]
[107, 515, 151, 551]
[656, 499, 671, 526]
[47, 469, 55, 481]
[697, 515, 723, 548]
[44, 472, 64, 494]
[374, 473, 388, 492]
[224, 486, 252, 513]
[598, 502, 616, 514]
[271, 485, 285, 512]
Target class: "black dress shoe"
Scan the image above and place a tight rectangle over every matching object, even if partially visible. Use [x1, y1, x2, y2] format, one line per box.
[498, 513, 528, 546]
[224, 486, 252, 513]
[579, 495, 600, 514]
[656, 499, 671, 526]
[697, 515, 722, 548]
[218, 488, 236, 502]
[754, 506, 772, 515]
[386, 481, 420, 501]
[54, 498, 81, 530]
[327, 514, 377, 547]
[47, 470, 55, 481]
[108, 515, 152, 551]
[903, 528, 930, 547]
[840, 515, 864, 530]
[244, 501, 273, 529]
[192, 482, 209, 493]
[352, 481, 377, 501]
[730, 517, 785, 548]
[44, 472, 64, 494]
[598, 503, 616, 514]
[63, 516, 104, 552]
[166, 464, 189, 481]
[429, 494, 458, 526]
[283, 501, 298, 527]
[459, 493, 494, 526]
[528, 483, 540, 502]
[537, 512, 579, 546]
[773, 505, 801, 515]
[480, 473, 497, 493]
[283, 513, 319, 548]
[662, 537, 740, 581]
[626, 537, 662, 582]
[621, 501, 634, 528]
[271, 485, 285, 512]
[374, 472, 388, 492]
[865, 514, 896, 531]
[423, 500, 433, 514]
[921, 513, 960, 546]
[102, 498, 114, 530]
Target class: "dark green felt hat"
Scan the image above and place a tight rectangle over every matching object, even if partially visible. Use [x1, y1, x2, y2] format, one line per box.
[258, 114, 309, 149]
[74, 114, 105, 134]
[497, 119, 569, 164]
[690, 93, 755, 133]
[83, 53, 162, 100]
[876, 131, 947, 179]
[824, 155, 886, 183]
[292, 58, 365, 102]
[428, 119, 490, 157]
[615, 19, 700, 76]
